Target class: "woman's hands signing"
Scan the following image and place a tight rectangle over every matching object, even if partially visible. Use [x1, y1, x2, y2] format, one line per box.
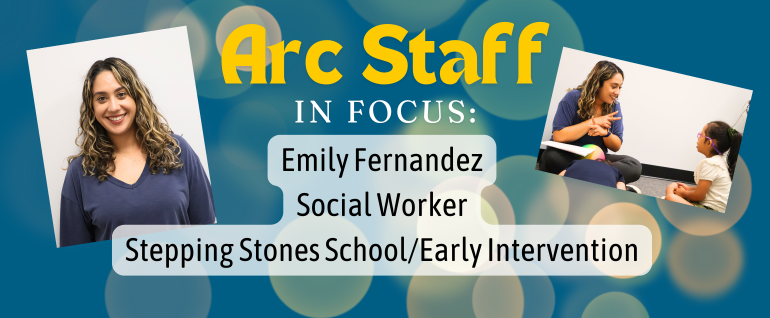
[593, 111, 621, 128]
[587, 111, 620, 137]
[587, 124, 608, 137]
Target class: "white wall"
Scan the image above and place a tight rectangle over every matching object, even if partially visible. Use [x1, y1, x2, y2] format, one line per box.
[542, 48, 751, 172]
[27, 27, 209, 247]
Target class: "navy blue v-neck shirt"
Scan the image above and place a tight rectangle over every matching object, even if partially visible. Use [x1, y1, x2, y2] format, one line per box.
[60, 135, 215, 247]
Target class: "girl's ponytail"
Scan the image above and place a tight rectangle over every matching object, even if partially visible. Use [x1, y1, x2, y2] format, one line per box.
[726, 127, 742, 180]
[707, 121, 743, 180]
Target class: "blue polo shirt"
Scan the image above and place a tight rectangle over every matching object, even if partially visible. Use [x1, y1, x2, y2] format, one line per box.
[563, 159, 626, 188]
[60, 135, 215, 247]
[551, 89, 624, 154]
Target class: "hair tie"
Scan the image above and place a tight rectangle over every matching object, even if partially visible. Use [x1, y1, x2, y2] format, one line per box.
[728, 127, 736, 140]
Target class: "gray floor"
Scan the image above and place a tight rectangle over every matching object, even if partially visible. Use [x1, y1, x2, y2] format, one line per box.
[627, 176, 694, 199]
[535, 161, 692, 198]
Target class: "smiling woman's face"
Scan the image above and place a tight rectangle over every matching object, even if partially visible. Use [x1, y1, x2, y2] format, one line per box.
[92, 71, 136, 139]
[596, 73, 623, 105]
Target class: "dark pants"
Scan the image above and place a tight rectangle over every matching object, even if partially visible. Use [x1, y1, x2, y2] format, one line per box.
[539, 147, 642, 183]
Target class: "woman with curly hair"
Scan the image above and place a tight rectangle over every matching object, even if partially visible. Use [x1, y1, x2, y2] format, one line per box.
[60, 57, 215, 247]
[540, 60, 642, 187]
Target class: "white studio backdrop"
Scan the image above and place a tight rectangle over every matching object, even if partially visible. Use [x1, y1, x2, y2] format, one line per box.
[541, 48, 751, 172]
[27, 27, 209, 247]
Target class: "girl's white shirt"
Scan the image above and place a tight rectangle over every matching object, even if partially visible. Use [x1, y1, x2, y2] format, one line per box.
[694, 154, 732, 213]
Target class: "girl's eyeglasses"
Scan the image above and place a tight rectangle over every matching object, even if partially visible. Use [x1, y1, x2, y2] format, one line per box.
[697, 132, 722, 155]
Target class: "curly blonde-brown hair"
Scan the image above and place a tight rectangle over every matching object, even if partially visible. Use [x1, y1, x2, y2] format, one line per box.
[571, 60, 624, 120]
[67, 57, 182, 181]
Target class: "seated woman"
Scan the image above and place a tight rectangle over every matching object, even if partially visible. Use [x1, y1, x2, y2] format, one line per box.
[540, 61, 642, 185]
[60, 57, 216, 247]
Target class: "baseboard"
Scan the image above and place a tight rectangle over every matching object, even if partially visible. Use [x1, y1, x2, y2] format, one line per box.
[641, 164, 694, 183]
[537, 148, 695, 183]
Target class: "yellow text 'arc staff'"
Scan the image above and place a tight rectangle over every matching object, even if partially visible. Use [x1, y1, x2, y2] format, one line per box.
[221, 22, 549, 85]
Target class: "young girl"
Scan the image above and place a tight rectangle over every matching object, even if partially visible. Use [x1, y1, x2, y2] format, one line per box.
[665, 121, 743, 212]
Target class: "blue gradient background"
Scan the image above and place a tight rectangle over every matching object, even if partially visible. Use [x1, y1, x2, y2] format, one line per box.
[1, 0, 766, 316]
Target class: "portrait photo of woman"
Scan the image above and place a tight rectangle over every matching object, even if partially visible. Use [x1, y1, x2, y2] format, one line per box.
[29, 28, 215, 248]
[59, 57, 215, 247]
